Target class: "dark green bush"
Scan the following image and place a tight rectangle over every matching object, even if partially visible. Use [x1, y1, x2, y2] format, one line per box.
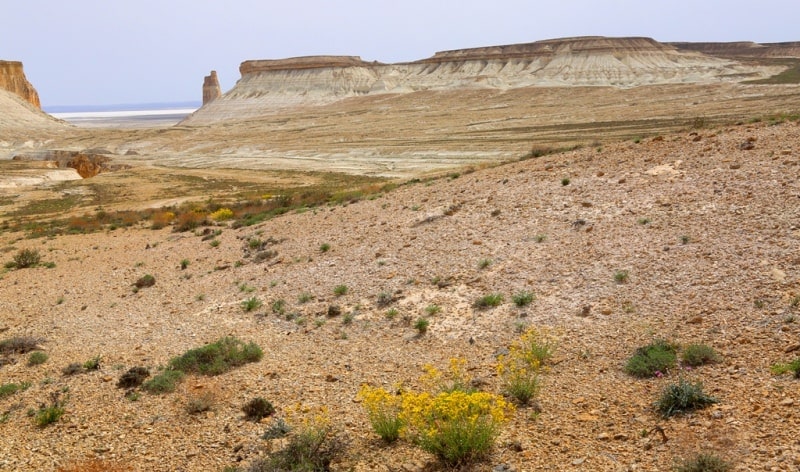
[242, 397, 275, 421]
[625, 339, 678, 378]
[117, 366, 150, 388]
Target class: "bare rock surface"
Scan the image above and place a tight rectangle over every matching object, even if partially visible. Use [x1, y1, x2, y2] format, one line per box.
[0, 60, 41, 109]
[1, 120, 799, 471]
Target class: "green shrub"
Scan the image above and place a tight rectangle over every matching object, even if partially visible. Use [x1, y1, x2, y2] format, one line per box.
[561, 177, 570, 186]
[34, 392, 66, 427]
[180, 259, 190, 270]
[261, 417, 292, 440]
[478, 258, 492, 270]
[319, 243, 331, 253]
[241, 296, 262, 312]
[242, 397, 275, 421]
[473, 293, 504, 309]
[27, 351, 48, 366]
[425, 304, 441, 316]
[414, 318, 430, 335]
[167, 336, 263, 376]
[656, 379, 717, 417]
[674, 453, 732, 472]
[83, 356, 101, 371]
[142, 369, 184, 394]
[682, 344, 720, 367]
[333, 284, 348, 296]
[770, 358, 800, 378]
[625, 339, 677, 378]
[0, 382, 30, 399]
[271, 299, 286, 315]
[297, 292, 313, 304]
[512, 291, 535, 307]
[614, 270, 629, 284]
[12, 248, 40, 268]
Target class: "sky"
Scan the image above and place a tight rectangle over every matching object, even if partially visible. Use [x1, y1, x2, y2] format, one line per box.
[1, 0, 798, 108]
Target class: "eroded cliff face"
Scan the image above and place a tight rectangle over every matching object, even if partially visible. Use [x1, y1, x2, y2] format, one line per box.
[670, 41, 800, 58]
[0, 61, 41, 109]
[184, 36, 782, 125]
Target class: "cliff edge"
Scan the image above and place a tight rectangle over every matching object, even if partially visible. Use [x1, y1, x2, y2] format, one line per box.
[0, 60, 41, 109]
[184, 36, 783, 125]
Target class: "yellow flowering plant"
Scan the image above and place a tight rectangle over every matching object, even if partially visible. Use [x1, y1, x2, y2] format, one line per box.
[209, 207, 234, 221]
[359, 359, 515, 466]
[358, 384, 403, 442]
[497, 327, 556, 405]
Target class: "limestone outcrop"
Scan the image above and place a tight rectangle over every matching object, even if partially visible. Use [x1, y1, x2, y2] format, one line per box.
[203, 70, 221, 105]
[184, 36, 783, 125]
[0, 60, 41, 109]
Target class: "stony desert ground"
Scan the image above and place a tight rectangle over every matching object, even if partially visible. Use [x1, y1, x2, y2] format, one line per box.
[1, 118, 799, 471]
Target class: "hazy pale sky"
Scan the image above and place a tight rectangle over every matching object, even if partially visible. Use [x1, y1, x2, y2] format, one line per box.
[2, 0, 797, 108]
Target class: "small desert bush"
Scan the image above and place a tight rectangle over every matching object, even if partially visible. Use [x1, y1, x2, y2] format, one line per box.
[625, 339, 677, 378]
[242, 397, 275, 421]
[0, 336, 41, 354]
[241, 296, 262, 312]
[34, 392, 66, 427]
[297, 292, 313, 303]
[614, 270, 630, 284]
[27, 351, 48, 366]
[62, 363, 84, 376]
[262, 417, 292, 439]
[656, 379, 717, 417]
[414, 318, 429, 334]
[83, 355, 101, 371]
[185, 390, 217, 414]
[496, 327, 554, 405]
[11, 248, 41, 268]
[477, 258, 492, 269]
[333, 284, 348, 296]
[512, 290, 535, 307]
[376, 291, 393, 307]
[319, 243, 331, 252]
[359, 384, 403, 442]
[770, 358, 800, 378]
[117, 366, 150, 388]
[142, 369, 184, 394]
[0, 381, 30, 399]
[682, 344, 720, 367]
[673, 453, 732, 472]
[134, 274, 156, 288]
[474, 293, 504, 309]
[425, 304, 441, 316]
[167, 336, 263, 376]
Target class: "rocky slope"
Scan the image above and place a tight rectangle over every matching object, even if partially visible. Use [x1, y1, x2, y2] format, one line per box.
[183, 36, 782, 125]
[0, 120, 799, 471]
[671, 41, 800, 59]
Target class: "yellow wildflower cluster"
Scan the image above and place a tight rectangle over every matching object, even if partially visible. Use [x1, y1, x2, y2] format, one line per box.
[359, 359, 514, 465]
[497, 327, 557, 404]
[209, 207, 234, 221]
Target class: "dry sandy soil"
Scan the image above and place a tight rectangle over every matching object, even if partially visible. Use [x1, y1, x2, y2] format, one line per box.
[1, 118, 799, 471]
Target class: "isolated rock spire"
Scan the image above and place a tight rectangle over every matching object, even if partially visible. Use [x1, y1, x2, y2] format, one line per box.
[203, 70, 221, 105]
